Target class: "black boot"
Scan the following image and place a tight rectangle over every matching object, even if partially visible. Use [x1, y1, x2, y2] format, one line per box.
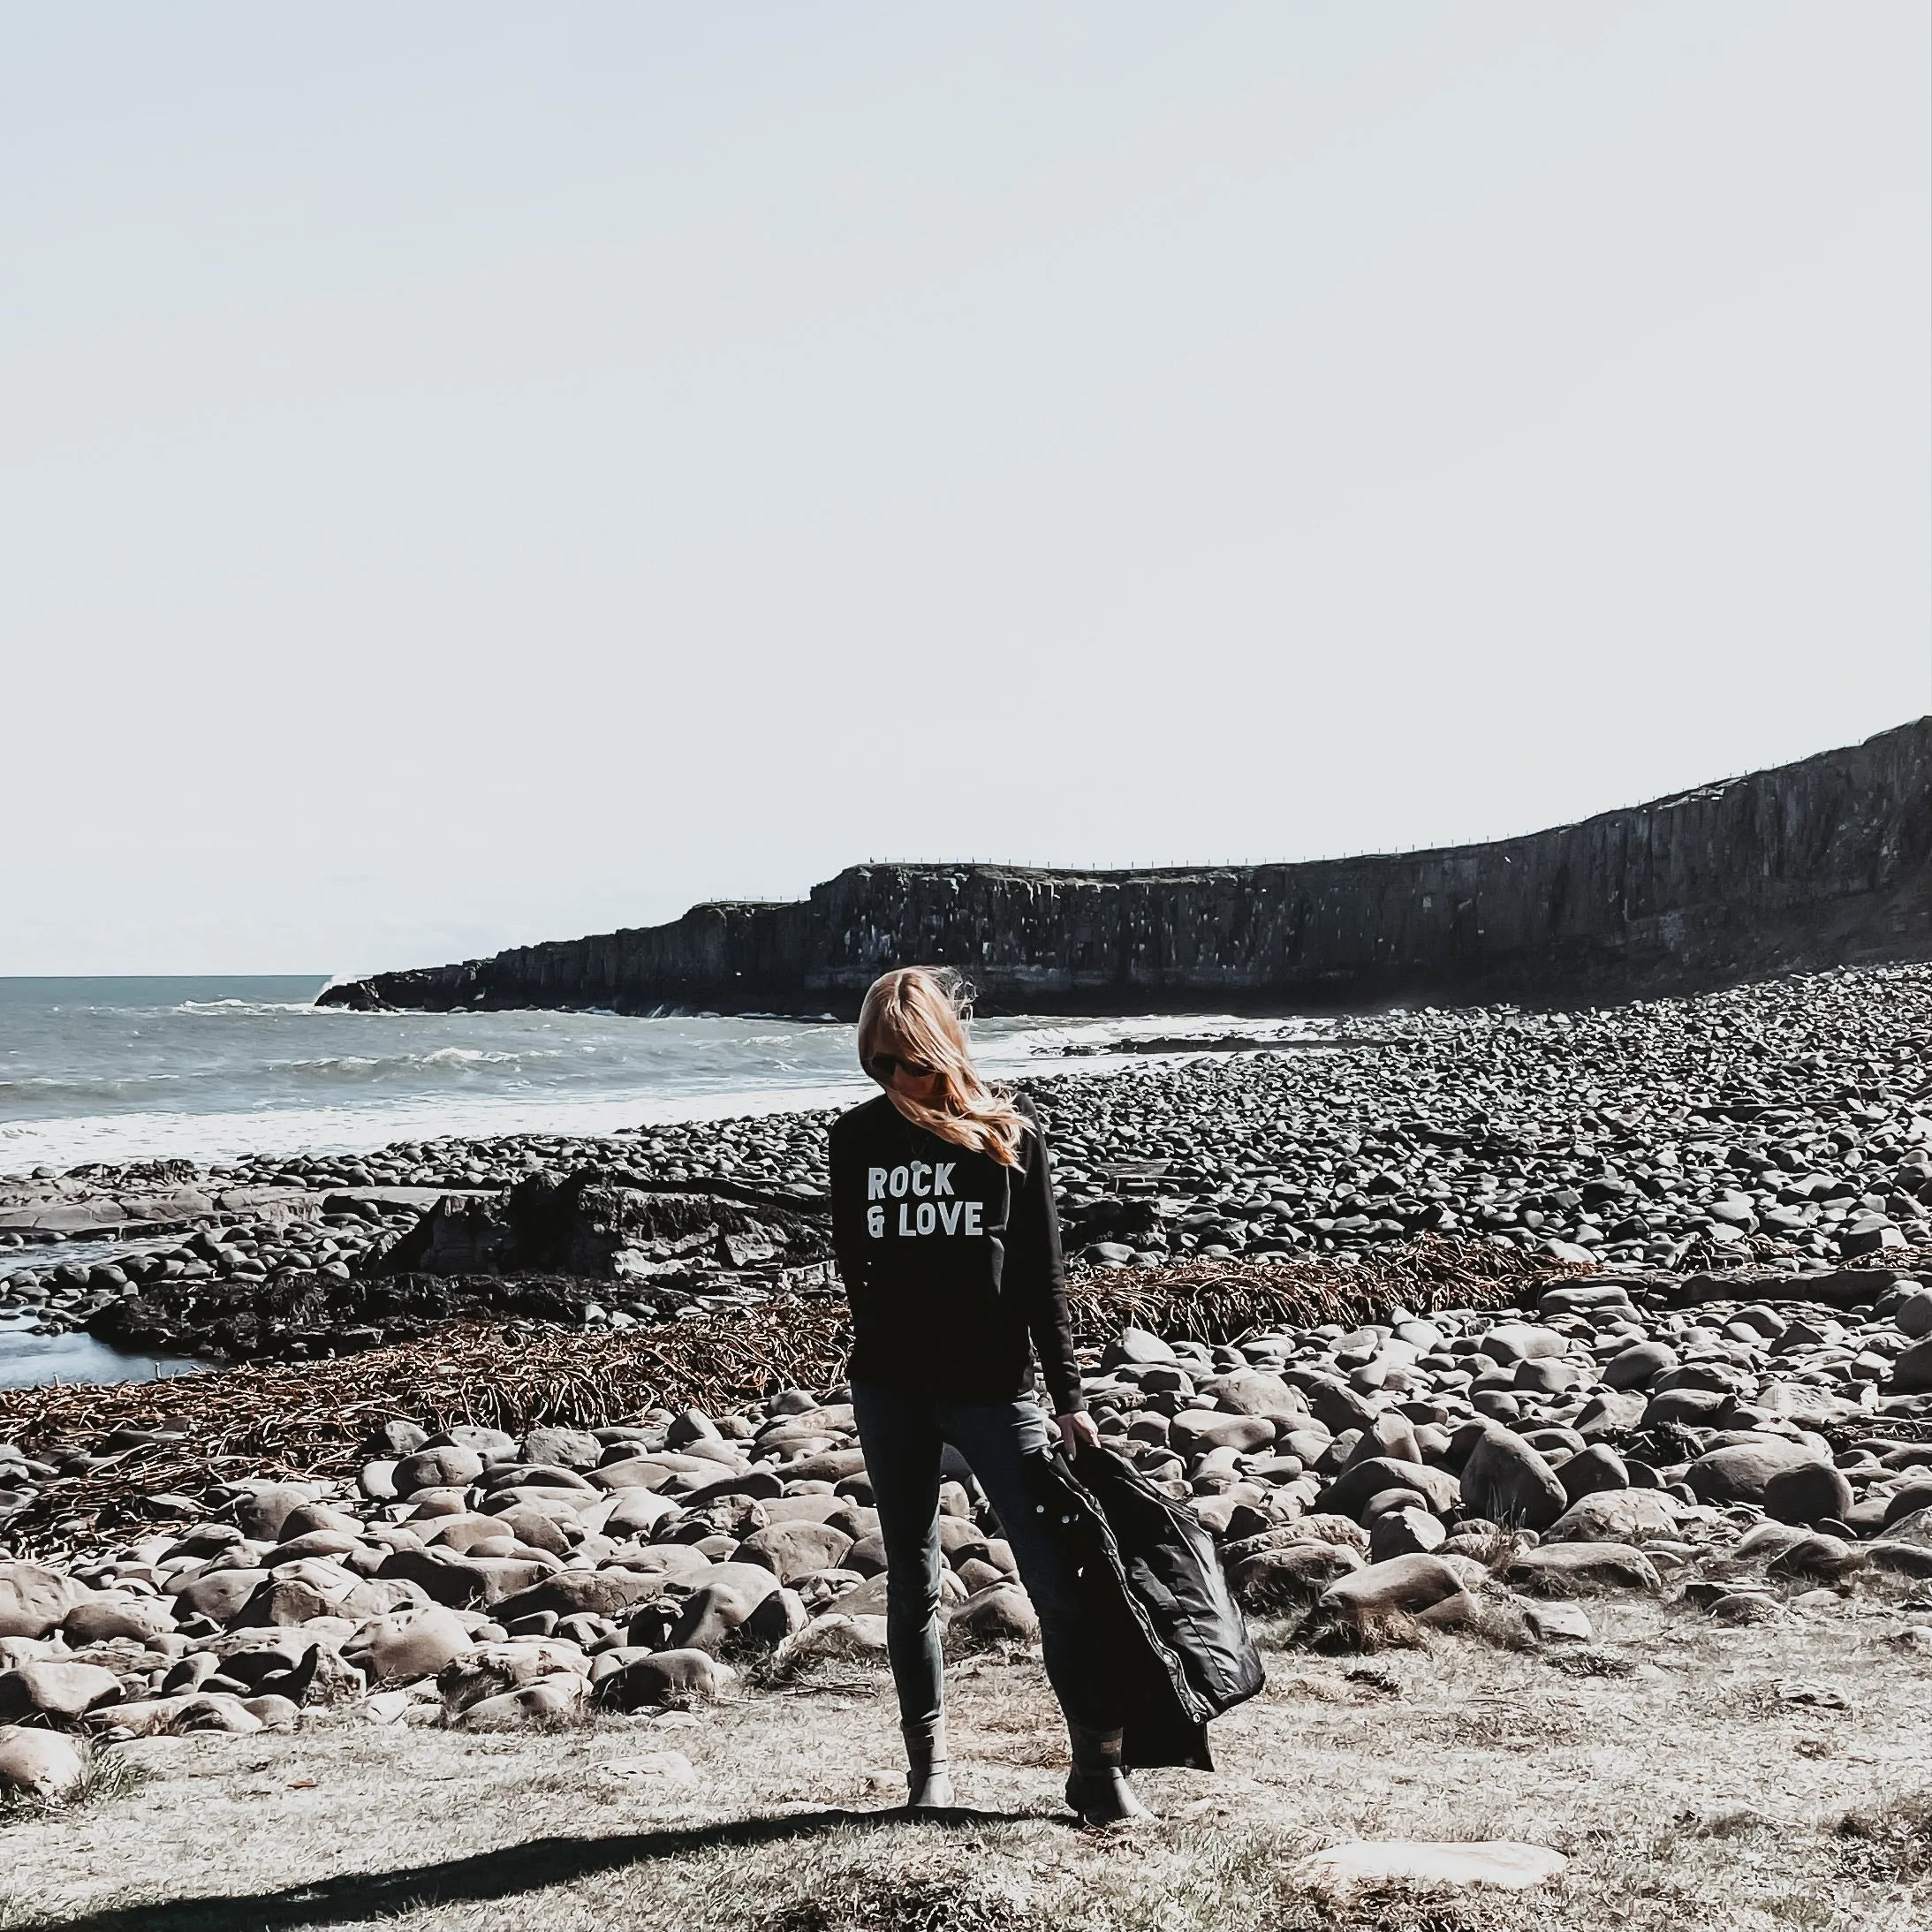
[902, 1716, 956, 1810]
[1064, 1723, 1153, 1825]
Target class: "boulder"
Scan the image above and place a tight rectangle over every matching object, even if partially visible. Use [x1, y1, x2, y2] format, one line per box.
[0, 1661, 124, 1725]
[1228, 1542, 1365, 1614]
[488, 1569, 667, 1626]
[93, 1696, 196, 1739]
[230, 1572, 390, 1630]
[0, 1565, 91, 1640]
[1459, 1428, 1566, 1531]
[1867, 1540, 1932, 1578]
[1762, 1460, 1854, 1528]
[350, 1606, 475, 1684]
[1521, 1600, 1594, 1644]
[1292, 1840, 1566, 1898]
[1574, 1390, 1648, 1439]
[1505, 1543, 1661, 1595]
[1169, 1412, 1277, 1456]
[1103, 1329, 1178, 1369]
[1643, 1390, 1731, 1429]
[457, 1678, 586, 1729]
[1479, 1325, 1567, 1365]
[1413, 1588, 1489, 1632]
[478, 1506, 574, 1558]
[1557, 1446, 1629, 1506]
[1767, 1534, 1868, 1583]
[1889, 1337, 1932, 1395]
[739, 1587, 808, 1648]
[732, 1521, 856, 1585]
[241, 1693, 302, 1732]
[1315, 1458, 1459, 1522]
[771, 1613, 890, 1668]
[1199, 1370, 1307, 1421]
[169, 1568, 269, 1625]
[1317, 1554, 1466, 1621]
[421, 1514, 519, 1555]
[520, 1427, 603, 1472]
[436, 1425, 519, 1462]
[62, 1595, 173, 1645]
[595, 1648, 729, 1711]
[1686, 1439, 1828, 1508]
[438, 1641, 587, 1717]
[0, 1726, 84, 1798]
[231, 1484, 321, 1542]
[1342, 1414, 1424, 1472]
[583, 1490, 680, 1539]
[946, 1584, 1040, 1648]
[1369, 1508, 1447, 1561]
[1884, 1505, 1932, 1547]
[1545, 1489, 1678, 1543]
[1602, 1342, 1678, 1390]
[394, 1447, 487, 1496]
[666, 1565, 783, 1654]
[375, 1549, 551, 1610]
[164, 1693, 266, 1734]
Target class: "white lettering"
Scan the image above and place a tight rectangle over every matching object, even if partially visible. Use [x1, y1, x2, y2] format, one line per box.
[937, 1201, 963, 1235]
[911, 1162, 931, 1198]
[889, 1165, 909, 1199]
[898, 1202, 913, 1237]
[868, 1167, 889, 1201]
[914, 1201, 936, 1234]
[866, 1204, 884, 1239]
[933, 1163, 955, 1197]
[964, 1201, 983, 1236]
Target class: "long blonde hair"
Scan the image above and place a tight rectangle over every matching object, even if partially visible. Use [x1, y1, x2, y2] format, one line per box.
[856, 967, 1029, 1167]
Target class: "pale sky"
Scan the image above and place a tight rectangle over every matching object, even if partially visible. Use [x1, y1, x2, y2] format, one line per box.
[4, 4, 1928, 976]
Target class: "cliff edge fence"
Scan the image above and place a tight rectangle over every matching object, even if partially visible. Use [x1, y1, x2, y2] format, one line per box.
[321, 719, 1932, 1019]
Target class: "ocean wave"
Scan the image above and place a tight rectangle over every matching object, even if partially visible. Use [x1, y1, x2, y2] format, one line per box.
[173, 1000, 326, 1016]
[0, 1075, 184, 1102]
[0, 1078, 874, 1175]
[284, 1046, 534, 1077]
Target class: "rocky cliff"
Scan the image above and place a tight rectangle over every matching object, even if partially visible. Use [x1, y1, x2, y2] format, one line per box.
[319, 718, 1931, 1017]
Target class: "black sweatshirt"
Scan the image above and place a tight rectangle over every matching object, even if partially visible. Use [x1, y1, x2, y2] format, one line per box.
[829, 1091, 1082, 1416]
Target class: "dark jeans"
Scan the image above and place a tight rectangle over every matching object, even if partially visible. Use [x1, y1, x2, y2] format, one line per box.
[851, 1380, 1118, 1734]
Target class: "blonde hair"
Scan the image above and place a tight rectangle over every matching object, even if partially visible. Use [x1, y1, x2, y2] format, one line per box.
[856, 967, 1029, 1167]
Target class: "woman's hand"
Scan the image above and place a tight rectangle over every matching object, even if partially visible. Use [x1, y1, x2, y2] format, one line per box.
[1056, 1409, 1102, 1455]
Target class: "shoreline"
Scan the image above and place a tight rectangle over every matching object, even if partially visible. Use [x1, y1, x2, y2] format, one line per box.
[0, 961, 1927, 1376]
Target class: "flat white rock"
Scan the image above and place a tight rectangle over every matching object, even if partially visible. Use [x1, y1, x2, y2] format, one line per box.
[1292, 1839, 1567, 1896]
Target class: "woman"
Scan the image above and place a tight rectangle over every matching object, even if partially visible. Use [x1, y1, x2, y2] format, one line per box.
[829, 966, 1150, 1825]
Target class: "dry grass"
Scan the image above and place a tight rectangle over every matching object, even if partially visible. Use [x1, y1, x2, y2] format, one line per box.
[0, 1589, 1921, 1932]
[0, 1743, 149, 1828]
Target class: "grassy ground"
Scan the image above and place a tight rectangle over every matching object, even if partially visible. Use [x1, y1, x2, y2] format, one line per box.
[1, 1589, 1927, 1932]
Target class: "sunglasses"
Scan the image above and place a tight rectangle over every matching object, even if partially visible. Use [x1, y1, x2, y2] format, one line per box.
[868, 1053, 936, 1082]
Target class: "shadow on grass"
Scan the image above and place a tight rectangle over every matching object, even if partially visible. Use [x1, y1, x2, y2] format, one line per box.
[17, 1806, 1046, 1932]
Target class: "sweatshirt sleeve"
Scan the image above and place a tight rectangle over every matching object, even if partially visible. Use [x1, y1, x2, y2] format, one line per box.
[1006, 1099, 1083, 1417]
[829, 1113, 868, 1294]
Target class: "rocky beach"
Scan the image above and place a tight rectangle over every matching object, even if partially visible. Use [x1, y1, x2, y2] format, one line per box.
[0, 964, 1927, 1924]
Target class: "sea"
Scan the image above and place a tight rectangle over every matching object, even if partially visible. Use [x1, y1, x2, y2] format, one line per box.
[0, 976, 1330, 1177]
[0, 978, 1332, 1384]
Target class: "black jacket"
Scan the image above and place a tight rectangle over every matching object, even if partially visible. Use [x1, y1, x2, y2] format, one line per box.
[1025, 1443, 1266, 1770]
[829, 1093, 1081, 1416]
